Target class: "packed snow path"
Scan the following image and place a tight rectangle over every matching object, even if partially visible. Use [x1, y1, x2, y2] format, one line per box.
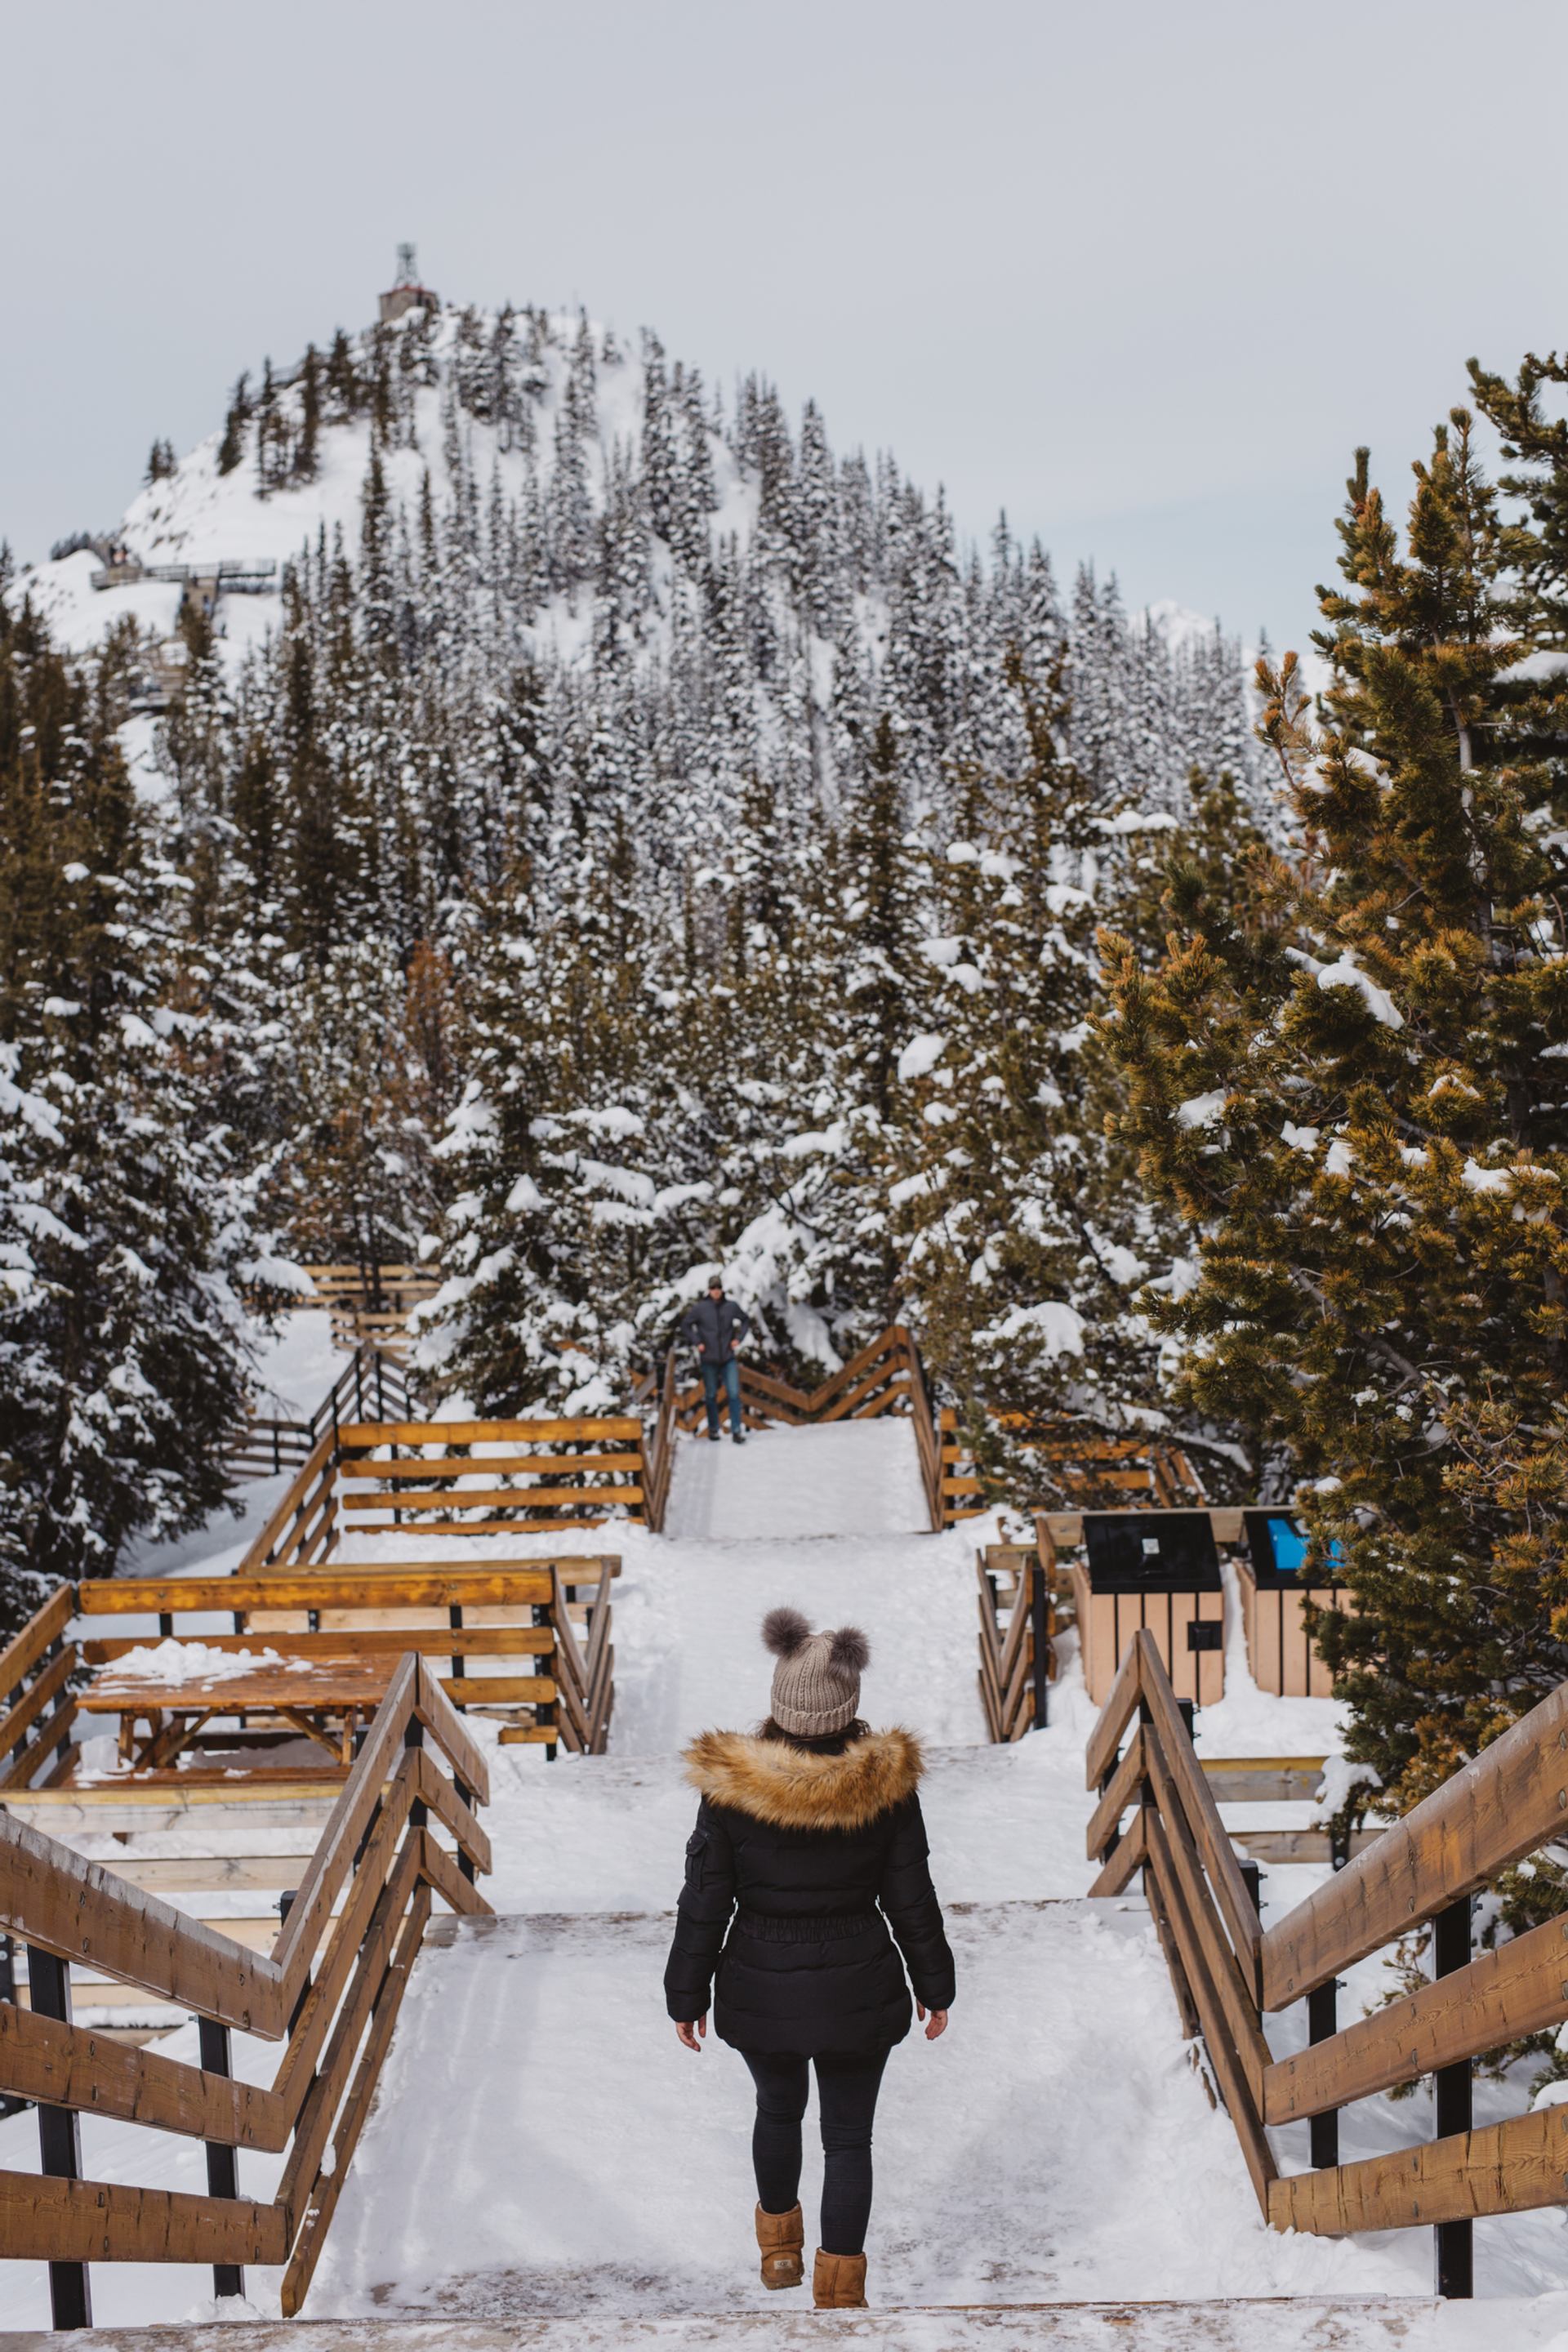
[663, 1416, 931, 1540]
[310, 1901, 1400, 2320]
[4, 1418, 1565, 2334]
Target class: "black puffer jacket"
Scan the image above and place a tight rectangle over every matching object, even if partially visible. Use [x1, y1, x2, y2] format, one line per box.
[662, 1726, 955, 2056]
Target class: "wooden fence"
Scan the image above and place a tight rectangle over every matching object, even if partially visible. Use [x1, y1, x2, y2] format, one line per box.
[1, 1562, 613, 1790]
[300, 1263, 442, 1357]
[0, 1588, 78, 1796]
[976, 1539, 1054, 1740]
[640, 1325, 956, 1531]
[1086, 1628, 1568, 2292]
[0, 1655, 488, 2323]
[229, 1343, 411, 1481]
[237, 1413, 648, 1579]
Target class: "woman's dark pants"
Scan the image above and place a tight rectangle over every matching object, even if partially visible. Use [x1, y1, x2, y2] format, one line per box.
[742, 2048, 889, 2256]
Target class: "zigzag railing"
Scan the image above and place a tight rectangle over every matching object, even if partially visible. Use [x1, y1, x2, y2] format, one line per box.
[639, 1325, 951, 1531]
[1087, 1628, 1568, 2296]
[0, 1656, 489, 2323]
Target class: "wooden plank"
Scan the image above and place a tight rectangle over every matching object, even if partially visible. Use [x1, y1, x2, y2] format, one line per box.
[270, 1775, 417, 2116]
[1268, 2099, 1568, 2235]
[330, 1516, 628, 1540]
[1087, 1805, 1147, 1897]
[415, 1657, 492, 1806]
[234, 1428, 337, 1575]
[1143, 1807, 1275, 2215]
[1135, 1634, 1263, 1980]
[82, 1851, 315, 1894]
[280, 1881, 430, 2315]
[341, 1485, 644, 1513]
[440, 1673, 554, 1707]
[2, 1698, 78, 1793]
[0, 1813, 279, 2033]
[2, 1784, 340, 1833]
[1262, 1677, 1568, 2008]
[410, 1747, 492, 1876]
[277, 1833, 425, 2228]
[1231, 1828, 1381, 1864]
[0, 2167, 288, 2265]
[340, 1452, 646, 1481]
[419, 1823, 492, 1917]
[0, 1584, 74, 1700]
[1086, 1726, 1147, 1859]
[0, 2002, 285, 2149]
[497, 1724, 559, 1744]
[1201, 1758, 1328, 1803]
[80, 1570, 554, 1614]
[1146, 1865, 1200, 2040]
[271, 1659, 418, 1987]
[0, 1646, 77, 1762]
[1143, 1728, 1272, 2109]
[82, 1659, 393, 1715]
[1266, 1907, 1568, 2123]
[1084, 1635, 1145, 1788]
[338, 1417, 643, 1445]
[83, 1625, 553, 1664]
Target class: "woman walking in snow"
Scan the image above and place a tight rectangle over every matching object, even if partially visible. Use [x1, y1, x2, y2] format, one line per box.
[664, 1609, 954, 2310]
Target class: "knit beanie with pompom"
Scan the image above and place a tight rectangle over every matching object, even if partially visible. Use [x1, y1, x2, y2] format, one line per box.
[762, 1607, 870, 1736]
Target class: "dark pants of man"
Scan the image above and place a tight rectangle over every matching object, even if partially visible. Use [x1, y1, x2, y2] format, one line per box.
[742, 2047, 889, 2255]
[702, 1355, 743, 1438]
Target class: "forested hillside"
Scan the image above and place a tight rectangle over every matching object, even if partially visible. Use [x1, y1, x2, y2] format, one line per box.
[6, 294, 1568, 1835]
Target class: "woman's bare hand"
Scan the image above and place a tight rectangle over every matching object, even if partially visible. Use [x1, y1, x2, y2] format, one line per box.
[675, 2016, 707, 2052]
[916, 2003, 949, 2041]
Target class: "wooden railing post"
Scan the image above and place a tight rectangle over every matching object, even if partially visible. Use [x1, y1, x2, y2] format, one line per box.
[1307, 1979, 1339, 2169]
[27, 1946, 91, 2329]
[198, 2016, 245, 2303]
[1432, 1896, 1474, 2299]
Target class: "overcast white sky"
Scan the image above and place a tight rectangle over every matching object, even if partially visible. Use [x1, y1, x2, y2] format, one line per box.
[3, 0, 1565, 653]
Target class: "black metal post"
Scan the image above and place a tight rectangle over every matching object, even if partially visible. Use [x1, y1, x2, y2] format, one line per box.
[27, 1949, 91, 2328]
[536, 1600, 558, 1761]
[1030, 1557, 1049, 1730]
[197, 2017, 245, 2302]
[405, 1715, 426, 1824]
[453, 1775, 476, 1882]
[1177, 1698, 1196, 1744]
[1238, 1858, 1263, 1920]
[1433, 1898, 1474, 2298]
[1307, 1978, 1340, 2168]
[448, 1601, 466, 1694]
[278, 1891, 313, 2032]
[0, 1935, 24, 2119]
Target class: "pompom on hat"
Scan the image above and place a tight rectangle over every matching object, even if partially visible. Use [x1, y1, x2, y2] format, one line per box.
[762, 1606, 870, 1736]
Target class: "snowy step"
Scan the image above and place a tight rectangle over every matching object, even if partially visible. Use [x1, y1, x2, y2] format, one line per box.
[663, 1417, 930, 1541]
[297, 1900, 1383, 2320]
[7, 2301, 1561, 2352]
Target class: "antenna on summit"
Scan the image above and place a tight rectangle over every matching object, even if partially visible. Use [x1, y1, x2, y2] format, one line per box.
[379, 245, 439, 325]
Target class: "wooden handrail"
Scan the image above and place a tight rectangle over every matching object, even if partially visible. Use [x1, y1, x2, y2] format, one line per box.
[1259, 1679, 1568, 2007]
[1085, 1630, 1568, 2256]
[0, 1650, 490, 2314]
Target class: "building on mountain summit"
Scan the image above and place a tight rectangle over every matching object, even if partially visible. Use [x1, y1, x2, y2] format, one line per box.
[379, 242, 439, 324]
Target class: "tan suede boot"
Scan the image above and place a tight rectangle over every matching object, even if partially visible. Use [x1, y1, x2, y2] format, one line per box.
[813, 2249, 867, 2308]
[755, 2203, 804, 2289]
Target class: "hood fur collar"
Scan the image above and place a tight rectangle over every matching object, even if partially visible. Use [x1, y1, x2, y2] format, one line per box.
[684, 1727, 923, 1830]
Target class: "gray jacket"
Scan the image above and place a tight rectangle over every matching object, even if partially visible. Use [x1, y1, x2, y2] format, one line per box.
[680, 1295, 751, 1359]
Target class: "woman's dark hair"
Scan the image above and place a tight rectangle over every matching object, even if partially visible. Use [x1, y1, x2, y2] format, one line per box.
[758, 1716, 868, 1756]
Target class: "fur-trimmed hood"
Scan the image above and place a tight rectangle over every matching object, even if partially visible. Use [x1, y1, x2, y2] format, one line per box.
[683, 1727, 924, 1831]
